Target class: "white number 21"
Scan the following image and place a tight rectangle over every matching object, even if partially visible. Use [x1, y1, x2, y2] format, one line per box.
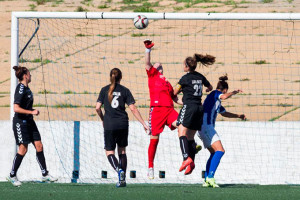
[193, 84, 202, 96]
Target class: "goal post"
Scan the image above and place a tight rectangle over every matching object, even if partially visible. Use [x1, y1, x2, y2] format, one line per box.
[9, 12, 300, 184]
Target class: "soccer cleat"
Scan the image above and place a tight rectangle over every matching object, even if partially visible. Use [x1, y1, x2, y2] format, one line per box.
[202, 180, 210, 187]
[116, 181, 126, 188]
[147, 168, 154, 179]
[184, 162, 195, 175]
[7, 176, 22, 187]
[118, 169, 125, 182]
[206, 177, 220, 188]
[42, 174, 58, 182]
[195, 145, 202, 154]
[179, 157, 193, 172]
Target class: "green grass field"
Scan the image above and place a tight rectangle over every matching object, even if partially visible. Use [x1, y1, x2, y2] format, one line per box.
[1, 182, 300, 200]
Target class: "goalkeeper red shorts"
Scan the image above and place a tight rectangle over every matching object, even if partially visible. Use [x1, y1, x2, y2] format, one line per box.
[148, 107, 178, 136]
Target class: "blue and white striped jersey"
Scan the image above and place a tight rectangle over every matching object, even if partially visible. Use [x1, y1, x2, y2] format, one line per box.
[203, 90, 226, 127]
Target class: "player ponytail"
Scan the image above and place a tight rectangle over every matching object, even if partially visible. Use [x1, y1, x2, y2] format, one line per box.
[185, 54, 215, 71]
[13, 65, 28, 81]
[108, 68, 122, 104]
[216, 74, 229, 91]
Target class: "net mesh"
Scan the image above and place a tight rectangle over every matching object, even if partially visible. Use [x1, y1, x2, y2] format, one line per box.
[16, 17, 300, 184]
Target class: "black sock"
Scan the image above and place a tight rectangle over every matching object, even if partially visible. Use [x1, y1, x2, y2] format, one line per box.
[36, 151, 48, 176]
[10, 153, 24, 177]
[107, 154, 119, 172]
[179, 136, 190, 161]
[118, 154, 127, 173]
[188, 140, 196, 161]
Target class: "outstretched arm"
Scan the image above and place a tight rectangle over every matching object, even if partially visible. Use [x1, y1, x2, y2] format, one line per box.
[206, 85, 213, 93]
[129, 104, 149, 133]
[95, 102, 104, 121]
[144, 39, 154, 71]
[220, 89, 243, 100]
[221, 111, 246, 120]
[172, 95, 183, 105]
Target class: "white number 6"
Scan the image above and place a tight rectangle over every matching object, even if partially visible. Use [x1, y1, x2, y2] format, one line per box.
[111, 96, 119, 108]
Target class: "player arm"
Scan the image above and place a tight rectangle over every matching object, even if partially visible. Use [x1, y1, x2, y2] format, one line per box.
[144, 39, 154, 71]
[206, 84, 213, 92]
[95, 102, 104, 121]
[14, 104, 39, 115]
[220, 89, 243, 100]
[174, 83, 182, 96]
[128, 104, 149, 132]
[221, 111, 246, 120]
[172, 95, 183, 105]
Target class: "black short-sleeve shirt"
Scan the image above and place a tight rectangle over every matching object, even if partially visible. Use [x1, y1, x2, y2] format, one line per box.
[14, 83, 34, 119]
[97, 83, 135, 130]
[178, 71, 210, 105]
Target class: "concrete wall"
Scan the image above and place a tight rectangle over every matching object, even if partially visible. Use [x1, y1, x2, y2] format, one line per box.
[1, 120, 299, 184]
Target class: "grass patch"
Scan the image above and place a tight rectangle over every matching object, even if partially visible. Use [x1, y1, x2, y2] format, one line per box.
[76, 6, 88, 12]
[52, 104, 79, 108]
[262, 0, 273, 3]
[33, 103, 47, 107]
[38, 90, 57, 94]
[73, 66, 83, 69]
[249, 60, 269, 65]
[261, 93, 284, 95]
[0, 78, 10, 84]
[29, 4, 36, 11]
[98, 4, 109, 9]
[128, 60, 134, 64]
[96, 34, 115, 37]
[0, 92, 10, 94]
[0, 104, 10, 107]
[85, 105, 95, 108]
[174, 7, 184, 11]
[240, 78, 250, 81]
[276, 103, 293, 107]
[269, 106, 299, 121]
[63, 90, 76, 94]
[134, 7, 155, 12]
[89, 114, 96, 117]
[294, 80, 300, 83]
[131, 33, 148, 37]
[76, 33, 91, 37]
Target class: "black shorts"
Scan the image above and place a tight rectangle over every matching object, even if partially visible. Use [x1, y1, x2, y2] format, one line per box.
[13, 117, 41, 145]
[104, 129, 128, 151]
[176, 104, 204, 130]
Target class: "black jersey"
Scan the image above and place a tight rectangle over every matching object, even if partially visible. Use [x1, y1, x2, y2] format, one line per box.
[178, 71, 210, 105]
[97, 83, 135, 130]
[14, 83, 34, 119]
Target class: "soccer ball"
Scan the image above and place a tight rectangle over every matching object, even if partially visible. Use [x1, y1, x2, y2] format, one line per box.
[133, 15, 149, 29]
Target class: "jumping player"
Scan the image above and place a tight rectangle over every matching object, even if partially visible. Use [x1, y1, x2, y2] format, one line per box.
[174, 53, 215, 175]
[96, 68, 148, 187]
[198, 75, 246, 188]
[7, 66, 57, 187]
[144, 40, 183, 179]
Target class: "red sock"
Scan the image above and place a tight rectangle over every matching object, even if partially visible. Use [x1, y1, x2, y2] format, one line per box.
[148, 139, 159, 168]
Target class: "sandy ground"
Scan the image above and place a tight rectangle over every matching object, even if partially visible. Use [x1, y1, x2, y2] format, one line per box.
[0, 0, 299, 121]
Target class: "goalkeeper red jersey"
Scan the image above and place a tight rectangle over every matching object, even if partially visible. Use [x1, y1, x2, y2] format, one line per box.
[147, 67, 174, 107]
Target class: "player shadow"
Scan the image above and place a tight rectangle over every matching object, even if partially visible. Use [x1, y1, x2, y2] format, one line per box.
[220, 184, 257, 188]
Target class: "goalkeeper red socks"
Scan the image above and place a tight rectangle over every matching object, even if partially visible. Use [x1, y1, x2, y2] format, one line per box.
[148, 139, 159, 168]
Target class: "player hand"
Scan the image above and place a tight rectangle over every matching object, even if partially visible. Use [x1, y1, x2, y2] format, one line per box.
[32, 109, 40, 116]
[233, 89, 243, 94]
[144, 39, 154, 49]
[143, 124, 150, 134]
[239, 114, 246, 120]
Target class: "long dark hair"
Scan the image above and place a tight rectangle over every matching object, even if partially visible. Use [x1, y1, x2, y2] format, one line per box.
[185, 53, 215, 71]
[13, 65, 28, 81]
[216, 74, 228, 91]
[108, 68, 122, 104]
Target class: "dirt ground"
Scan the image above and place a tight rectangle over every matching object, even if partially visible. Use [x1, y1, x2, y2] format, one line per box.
[0, 0, 299, 121]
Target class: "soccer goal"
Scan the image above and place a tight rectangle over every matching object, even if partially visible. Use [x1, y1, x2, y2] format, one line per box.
[9, 12, 300, 184]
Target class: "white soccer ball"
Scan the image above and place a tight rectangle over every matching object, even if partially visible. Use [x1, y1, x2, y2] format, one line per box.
[133, 15, 149, 29]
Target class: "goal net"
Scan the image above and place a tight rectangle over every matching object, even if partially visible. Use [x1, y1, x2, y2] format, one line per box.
[11, 12, 300, 184]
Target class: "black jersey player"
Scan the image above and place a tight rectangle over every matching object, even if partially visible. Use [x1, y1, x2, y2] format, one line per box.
[174, 54, 215, 175]
[7, 66, 57, 187]
[96, 68, 148, 187]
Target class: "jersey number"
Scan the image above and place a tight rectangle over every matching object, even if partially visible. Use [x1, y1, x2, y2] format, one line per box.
[193, 84, 202, 96]
[111, 96, 119, 108]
